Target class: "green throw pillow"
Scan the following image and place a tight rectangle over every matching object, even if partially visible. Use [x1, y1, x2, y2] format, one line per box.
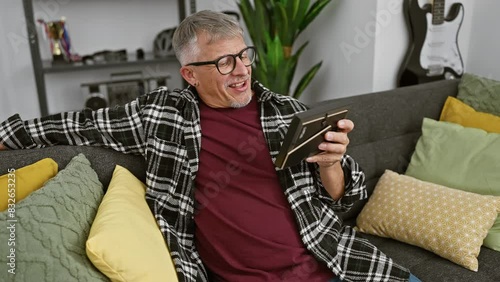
[0, 154, 108, 282]
[406, 118, 500, 251]
[457, 73, 500, 116]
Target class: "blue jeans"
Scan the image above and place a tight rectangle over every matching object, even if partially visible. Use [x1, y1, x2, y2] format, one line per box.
[328, 273, 421, 282]
[409, 273, 422, 282]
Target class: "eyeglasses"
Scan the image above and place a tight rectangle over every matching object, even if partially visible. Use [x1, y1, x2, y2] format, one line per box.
[185, 46, 256, 75]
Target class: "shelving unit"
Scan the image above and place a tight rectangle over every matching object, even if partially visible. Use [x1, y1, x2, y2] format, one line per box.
[22, 0, 192, 116]
[41, 53, 179, 74]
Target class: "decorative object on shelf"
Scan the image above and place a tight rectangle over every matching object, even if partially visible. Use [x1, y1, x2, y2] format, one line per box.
[82, 49, 128, 65]
[85, 85, 108, 110]
[398, 0, 464, 87]
[153, 27, 176, 58]
[237, 0, 332, 99]
[81, 71, 171, 110]
[37, 17, 74, 64]
[136, 48, 145, 60]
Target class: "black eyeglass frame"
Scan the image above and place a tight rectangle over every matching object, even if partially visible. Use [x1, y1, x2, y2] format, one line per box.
[185, 46, 256, 75]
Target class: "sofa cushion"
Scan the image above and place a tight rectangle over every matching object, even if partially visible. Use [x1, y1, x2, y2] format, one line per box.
[86, 165, 178, 282]
[457, 73, 500, 116]
[440, 96, 500, 133]
[0, 154, 107, 281]
[0, 158, 58, 211]
[356, 170, 500, 271]
[405, 118, 500, 251]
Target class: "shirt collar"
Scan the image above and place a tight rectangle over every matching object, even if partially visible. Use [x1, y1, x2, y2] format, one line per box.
[176, 79, 285, 107]
[252, 79, 284, 105]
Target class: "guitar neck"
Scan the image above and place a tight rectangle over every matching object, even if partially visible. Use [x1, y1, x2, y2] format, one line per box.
[432, 0, 446, 25]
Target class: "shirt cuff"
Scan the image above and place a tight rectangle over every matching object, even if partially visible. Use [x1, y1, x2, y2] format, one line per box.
[316, 154, 367, 211]
[0, 114, 37, 149]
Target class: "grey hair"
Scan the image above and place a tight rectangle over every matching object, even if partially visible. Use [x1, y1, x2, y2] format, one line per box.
[172, 10, 244, 65]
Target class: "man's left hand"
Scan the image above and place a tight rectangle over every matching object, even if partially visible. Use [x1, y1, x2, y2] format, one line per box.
[306, 119, 354, 167]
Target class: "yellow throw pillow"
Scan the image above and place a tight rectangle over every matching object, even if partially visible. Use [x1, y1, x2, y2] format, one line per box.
[86, 165, 178, 282]
[440, 96, 500, 133]
[0, 158, 58, 211]
[356, 170, 500, 271]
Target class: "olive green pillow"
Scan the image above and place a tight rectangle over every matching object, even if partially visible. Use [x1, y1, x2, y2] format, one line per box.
[457, 73, 500, 116]
[0, 154, 108, 281]
[406, 118, 500, 251]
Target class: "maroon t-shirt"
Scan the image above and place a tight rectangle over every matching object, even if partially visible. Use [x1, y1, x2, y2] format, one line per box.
[194, 96, 333, 281]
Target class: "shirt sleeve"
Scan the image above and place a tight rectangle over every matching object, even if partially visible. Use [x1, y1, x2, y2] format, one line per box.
[315, 154, 367, 212]
[0, 93, 153, 155]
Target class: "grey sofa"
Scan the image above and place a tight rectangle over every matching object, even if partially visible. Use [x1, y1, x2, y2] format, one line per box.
[1, 79, 499, 281]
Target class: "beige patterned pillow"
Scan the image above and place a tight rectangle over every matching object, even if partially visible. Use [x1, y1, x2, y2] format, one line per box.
[356, 170, 500, 271]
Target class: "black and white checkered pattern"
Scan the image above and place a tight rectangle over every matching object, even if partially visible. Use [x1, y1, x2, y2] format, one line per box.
[0, 81, 410, 281]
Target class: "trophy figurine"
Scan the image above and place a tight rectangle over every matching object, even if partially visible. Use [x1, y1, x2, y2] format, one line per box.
[38, 17, 73, 64]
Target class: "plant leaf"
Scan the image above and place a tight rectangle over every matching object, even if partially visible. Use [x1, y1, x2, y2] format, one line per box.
[267, 35, 284, 71]
[294, 0, 310, 34]
[255, 0, 271, 42]
[274, 3, 289, 45]
[293, 62, 323, 99]
[237, 0, 327, 97]
[299, 0, 331, 34]
[290, 0, 300, 21]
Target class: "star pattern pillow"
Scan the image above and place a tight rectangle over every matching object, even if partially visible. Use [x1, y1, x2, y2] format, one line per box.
[356, 170, 500, 271]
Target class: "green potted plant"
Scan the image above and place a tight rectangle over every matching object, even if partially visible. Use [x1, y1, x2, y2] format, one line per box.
[237, 0, 332, 99]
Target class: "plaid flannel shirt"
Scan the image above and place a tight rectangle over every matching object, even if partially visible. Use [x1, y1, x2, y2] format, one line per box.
[0, 81, 410, 281]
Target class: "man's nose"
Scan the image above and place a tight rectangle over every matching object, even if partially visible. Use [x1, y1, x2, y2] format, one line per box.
[232, 57, 249, 75]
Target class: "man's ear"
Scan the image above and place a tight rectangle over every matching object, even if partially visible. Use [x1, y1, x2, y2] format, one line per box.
[180, 66, 196, 87]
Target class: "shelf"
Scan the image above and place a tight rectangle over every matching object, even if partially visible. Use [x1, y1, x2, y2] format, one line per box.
[42, 53, 179, 74]
[22, 0, 191, 116]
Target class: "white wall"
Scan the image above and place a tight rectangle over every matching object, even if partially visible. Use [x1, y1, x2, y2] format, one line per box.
[372, 0, 407, 92]
[0, 1, 40, 121]
[466, 0, 500, 79]
[1, 0, 499, 121]
[296, 0, 379, 105]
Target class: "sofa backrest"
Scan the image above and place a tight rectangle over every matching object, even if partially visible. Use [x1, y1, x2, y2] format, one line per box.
[324, 79, 460, 220]
[0, 145, 146, 189]
[1, 79, 459, 212]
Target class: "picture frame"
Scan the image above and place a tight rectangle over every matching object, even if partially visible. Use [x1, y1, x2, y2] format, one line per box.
[274, 105, 348, 169]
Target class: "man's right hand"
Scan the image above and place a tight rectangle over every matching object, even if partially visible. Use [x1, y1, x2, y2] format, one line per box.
[0, 143, 6, 151]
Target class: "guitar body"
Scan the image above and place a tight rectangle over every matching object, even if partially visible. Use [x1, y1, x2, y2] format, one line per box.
[398, 0, 464, 87]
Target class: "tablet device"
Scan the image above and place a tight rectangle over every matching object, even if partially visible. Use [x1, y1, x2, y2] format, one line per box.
[274, 105, 348, 169]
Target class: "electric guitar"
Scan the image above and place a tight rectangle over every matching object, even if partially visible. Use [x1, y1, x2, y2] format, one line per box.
[398, 0, 464, 87]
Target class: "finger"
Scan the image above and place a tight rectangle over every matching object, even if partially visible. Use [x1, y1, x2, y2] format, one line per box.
[306, 152, 342, 166]
[323, 131, 350, 145]
[318, 142, 347, 155]
[337, 119, 354, 133]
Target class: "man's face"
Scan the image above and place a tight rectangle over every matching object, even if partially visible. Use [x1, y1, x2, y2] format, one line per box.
[181, 33, 253, 108]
